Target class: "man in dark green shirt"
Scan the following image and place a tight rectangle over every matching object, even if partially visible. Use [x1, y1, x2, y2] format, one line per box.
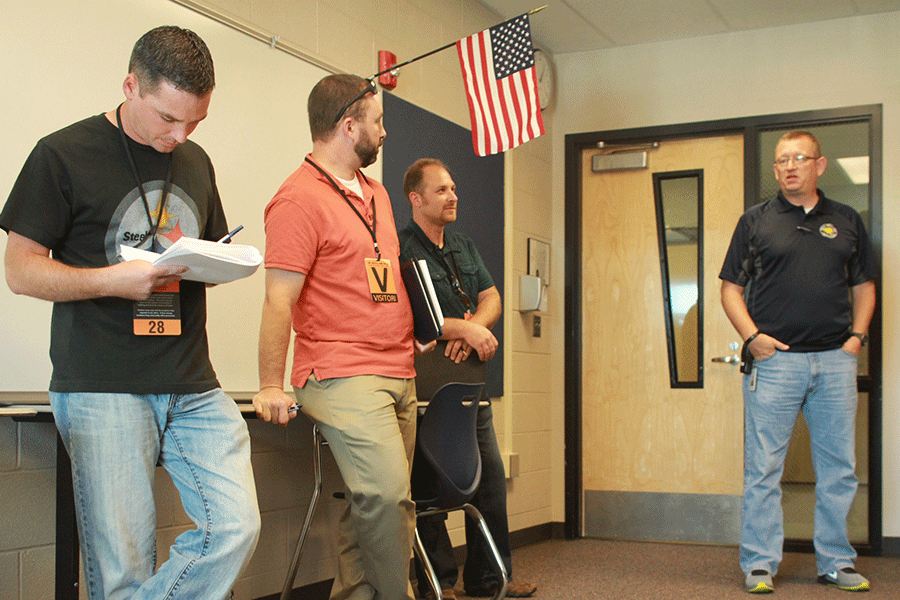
[399, 158, 535, 599]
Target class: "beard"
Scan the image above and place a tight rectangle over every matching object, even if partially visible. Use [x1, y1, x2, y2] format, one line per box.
[354, 133, 380, 168]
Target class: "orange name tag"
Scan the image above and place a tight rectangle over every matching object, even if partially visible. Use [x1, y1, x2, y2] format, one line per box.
[133, 282, 181, 335]
[365, 258, 398, 303]
[133, 319, 182, 336]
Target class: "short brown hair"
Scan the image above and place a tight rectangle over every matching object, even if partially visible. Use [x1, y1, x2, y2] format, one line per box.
[308, 74, 372, 142]
[776, 131, 821, 158]
[403, 158, 448, 202]
[129, 26, 214, 97]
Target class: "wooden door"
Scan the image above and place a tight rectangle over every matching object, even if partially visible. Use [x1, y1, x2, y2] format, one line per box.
[580, 135, 745, 541]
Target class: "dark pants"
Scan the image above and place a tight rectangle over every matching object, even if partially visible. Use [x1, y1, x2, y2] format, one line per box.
[414, 402, 512, 595]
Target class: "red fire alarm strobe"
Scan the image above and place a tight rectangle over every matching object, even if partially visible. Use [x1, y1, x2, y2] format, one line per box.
[378, 50, 398, 90]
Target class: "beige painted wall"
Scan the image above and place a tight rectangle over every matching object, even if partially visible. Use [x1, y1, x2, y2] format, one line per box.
[0, 1, 556, 599]
[553, 11, 900, 539]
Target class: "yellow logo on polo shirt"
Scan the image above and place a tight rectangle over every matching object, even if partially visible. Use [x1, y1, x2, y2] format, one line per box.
[819, 223, 838, 239]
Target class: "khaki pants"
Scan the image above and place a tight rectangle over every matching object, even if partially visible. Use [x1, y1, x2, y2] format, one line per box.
[296, 374, 417, 600]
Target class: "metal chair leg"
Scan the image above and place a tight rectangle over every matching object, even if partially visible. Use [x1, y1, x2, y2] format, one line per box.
[462, 503, 508, 600]
[413, 523, 444, 600]
[280, 424, 324, 600]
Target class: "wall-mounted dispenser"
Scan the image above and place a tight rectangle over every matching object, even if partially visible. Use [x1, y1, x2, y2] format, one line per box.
[519, 274, 546, 312]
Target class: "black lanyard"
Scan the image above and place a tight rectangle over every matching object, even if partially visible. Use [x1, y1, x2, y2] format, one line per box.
[116, 104, 173, 253]
[305, 157, 380, 260]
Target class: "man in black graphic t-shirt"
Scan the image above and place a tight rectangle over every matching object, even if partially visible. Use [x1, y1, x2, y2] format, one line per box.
[1, 27, 259, 600]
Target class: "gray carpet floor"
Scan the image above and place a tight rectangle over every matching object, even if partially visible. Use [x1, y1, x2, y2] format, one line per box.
[447, 539, 899, 599]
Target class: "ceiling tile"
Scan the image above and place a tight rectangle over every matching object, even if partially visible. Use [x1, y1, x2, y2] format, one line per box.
[709, 0, 856, 30]
[848, 0, 900, 14]
[567, 0, 729, 46]
[477, 0, 900, 54]
[478, 0, 614, 52]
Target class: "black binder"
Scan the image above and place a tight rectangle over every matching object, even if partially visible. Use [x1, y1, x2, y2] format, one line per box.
[401, 259, 444, 344]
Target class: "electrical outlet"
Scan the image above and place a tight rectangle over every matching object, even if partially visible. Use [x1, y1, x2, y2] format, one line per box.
[533, 315, 541, 337]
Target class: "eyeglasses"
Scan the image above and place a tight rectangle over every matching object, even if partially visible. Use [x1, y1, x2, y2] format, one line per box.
[450, 278, 474, 310]
[332, 79, 377, 125]
[775, 155, 820, 167]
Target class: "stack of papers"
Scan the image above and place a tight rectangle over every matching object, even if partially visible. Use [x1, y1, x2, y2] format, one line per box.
[120, 237, 263, 285]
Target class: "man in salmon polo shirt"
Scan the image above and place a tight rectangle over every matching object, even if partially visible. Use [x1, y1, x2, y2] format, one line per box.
[254, 73, 433, 600]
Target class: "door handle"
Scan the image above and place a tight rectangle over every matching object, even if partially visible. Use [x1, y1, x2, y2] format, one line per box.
[711, 354, 740, 364]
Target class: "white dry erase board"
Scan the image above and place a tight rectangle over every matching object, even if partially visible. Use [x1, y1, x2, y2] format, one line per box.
[0, 0, 328, 393]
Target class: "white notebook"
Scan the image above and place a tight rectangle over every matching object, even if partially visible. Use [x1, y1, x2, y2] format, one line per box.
[120, 237, 262, 285]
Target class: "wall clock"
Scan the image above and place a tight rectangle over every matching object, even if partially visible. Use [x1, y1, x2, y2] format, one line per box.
[533, 48, 553, 110]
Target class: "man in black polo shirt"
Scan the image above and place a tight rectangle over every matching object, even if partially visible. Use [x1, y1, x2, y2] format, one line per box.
[720, 131, 877, 594]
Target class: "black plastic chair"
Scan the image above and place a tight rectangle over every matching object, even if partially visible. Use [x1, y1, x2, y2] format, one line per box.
[412, 382, 508, 600]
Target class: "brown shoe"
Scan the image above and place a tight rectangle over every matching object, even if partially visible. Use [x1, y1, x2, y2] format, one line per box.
[506, 581, 537, 598]
[423, 588, 457, 600]
[465, 581, 537, 598]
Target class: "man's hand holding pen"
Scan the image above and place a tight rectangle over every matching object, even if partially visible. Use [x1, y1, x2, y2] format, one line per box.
[253, 385, 298, 427]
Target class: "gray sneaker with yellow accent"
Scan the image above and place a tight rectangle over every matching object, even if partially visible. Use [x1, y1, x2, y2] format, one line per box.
[817, 567, 870, 592]
[745, 570, 774, 594]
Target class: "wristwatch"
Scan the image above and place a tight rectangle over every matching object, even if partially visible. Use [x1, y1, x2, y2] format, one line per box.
[850, 332, 868, 346]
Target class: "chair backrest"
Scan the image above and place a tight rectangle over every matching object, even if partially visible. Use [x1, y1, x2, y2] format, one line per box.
[413, 343, 486, 402]
[412, 382, 485, 510]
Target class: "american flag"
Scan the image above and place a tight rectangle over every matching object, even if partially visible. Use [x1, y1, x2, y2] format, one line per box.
[457, 14, 545, 157]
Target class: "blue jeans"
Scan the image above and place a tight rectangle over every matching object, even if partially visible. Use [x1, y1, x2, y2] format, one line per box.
[414, 402, 512, 595]
[740, 348, 859, 576]
[51, 390, 260, 600]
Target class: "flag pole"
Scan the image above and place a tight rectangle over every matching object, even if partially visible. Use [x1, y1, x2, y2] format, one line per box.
[369, 5, 547, 80]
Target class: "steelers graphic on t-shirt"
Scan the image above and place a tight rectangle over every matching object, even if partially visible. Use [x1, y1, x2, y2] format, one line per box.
[105, 180, 203, 263]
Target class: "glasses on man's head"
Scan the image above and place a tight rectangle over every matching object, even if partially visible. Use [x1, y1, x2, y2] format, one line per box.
[775, 154, 820, 167]
[332, 79, 377, 125]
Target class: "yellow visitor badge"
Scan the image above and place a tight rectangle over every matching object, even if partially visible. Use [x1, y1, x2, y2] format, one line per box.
[365, 258, 398, 302]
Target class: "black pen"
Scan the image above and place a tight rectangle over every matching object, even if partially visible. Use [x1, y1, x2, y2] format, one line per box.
[217, 225, 243, 243]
